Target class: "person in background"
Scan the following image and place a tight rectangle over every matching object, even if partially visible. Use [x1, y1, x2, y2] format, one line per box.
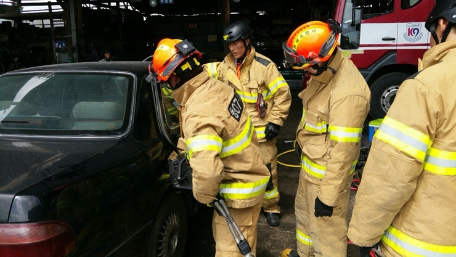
[206, 20, 292, 227]
[281, 19, 370, 257]
[151, 38, 270, 257]
[348, 1, 456, 256]
[99, 49, 112, 62]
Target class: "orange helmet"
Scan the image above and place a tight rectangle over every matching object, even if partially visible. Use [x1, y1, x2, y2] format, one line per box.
[152, 38, 202, 82]
[283, 19, 341, 70]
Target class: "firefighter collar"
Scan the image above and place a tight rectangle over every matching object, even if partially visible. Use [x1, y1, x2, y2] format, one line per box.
[421, 41, 456, 70]
[225, 46, 256, 71]
[311, 48, 343, 84]
[171, 71, 210, 107]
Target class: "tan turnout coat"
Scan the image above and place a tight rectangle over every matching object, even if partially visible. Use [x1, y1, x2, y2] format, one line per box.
[172, 71, 270, 209]
[297, 48, 371, 206]
[348, 41, 456, 256]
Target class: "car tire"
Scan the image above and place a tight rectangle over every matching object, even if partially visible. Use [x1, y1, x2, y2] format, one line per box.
[369, 72, 410, 119]
[147, 192, 188, 257]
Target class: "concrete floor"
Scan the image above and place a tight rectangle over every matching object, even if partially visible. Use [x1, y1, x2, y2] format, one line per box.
[184, 90, 369, 257]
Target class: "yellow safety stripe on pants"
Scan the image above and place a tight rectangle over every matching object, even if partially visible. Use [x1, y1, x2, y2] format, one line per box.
[382, 226, 456, 257]
[255, 126, 266, 140]
[296, 229, 313, 246]
[267, 76, 287, 95]
[424, 147, 456, 176]
[375, 117, 432, 162]
[329, 125, 363, 143]
[206, 62, 218, 79]
[186, 135, 223, 159]
[220, 117, 254, 158]
[264, 186, 278, 199]
[219, 177, 269, 200]
[301, 155, 357, 179]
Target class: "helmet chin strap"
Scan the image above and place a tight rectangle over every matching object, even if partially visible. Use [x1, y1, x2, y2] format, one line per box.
[430, 22, 454, 45]
[235, 40, 250, 64]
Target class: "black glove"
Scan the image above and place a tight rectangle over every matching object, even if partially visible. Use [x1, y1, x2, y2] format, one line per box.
[314, 197, 333, 217]
[265, 122, 280, 140]
[294, 142, 302, 157]
[359, 246, 373, 257]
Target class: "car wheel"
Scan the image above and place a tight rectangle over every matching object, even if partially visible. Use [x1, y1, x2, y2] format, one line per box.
[147, 192, 188, 257]
[369, 72, 410, 119]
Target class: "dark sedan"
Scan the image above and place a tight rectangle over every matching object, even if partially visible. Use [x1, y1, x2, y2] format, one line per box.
[0, 61, 194, 257]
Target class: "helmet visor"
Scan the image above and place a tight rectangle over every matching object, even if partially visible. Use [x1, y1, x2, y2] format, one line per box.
[282, 41, 317, 69]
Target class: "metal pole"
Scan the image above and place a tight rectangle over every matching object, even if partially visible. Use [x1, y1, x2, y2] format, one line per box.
[69, 0, 78, 62]
[48, 1, 56, 64]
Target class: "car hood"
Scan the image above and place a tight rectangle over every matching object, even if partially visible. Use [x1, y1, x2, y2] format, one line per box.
[0, 137, 119, 221]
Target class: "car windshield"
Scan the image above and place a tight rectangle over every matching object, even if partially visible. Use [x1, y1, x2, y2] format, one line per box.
[0, 72, 132, 136]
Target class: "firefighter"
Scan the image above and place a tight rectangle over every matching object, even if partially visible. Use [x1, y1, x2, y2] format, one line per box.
[281, 20, 371, 257]
[151, 38, 270, 257]
[206, 21, 292, 226]
[348, 1, 456, 256]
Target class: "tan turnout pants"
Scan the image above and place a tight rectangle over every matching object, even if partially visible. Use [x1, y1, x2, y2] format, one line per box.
[213, 201, 262, 257]
[295, 171, 351, 257]
[260, 138, 280, 213]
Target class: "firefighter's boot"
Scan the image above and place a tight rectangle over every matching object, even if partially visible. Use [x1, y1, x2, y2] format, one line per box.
[265, 212, 280, 226]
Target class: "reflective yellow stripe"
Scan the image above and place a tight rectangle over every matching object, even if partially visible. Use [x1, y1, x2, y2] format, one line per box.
[424, 147, 456, 176]
[305, 121, 328, 134]
[301, 155, 326, 179]
[186, 135, 223, 159]
[161, 86, 173, 96]
[382, 226, 456, 257]
[219, 177, 269, 200]
[255, 126, 266, 140]
[267, 76, 287, 95]
[301, 108, 306, 125]
[301, 156, 356, 178]
[220, 117, 254, 158]
[207, 62, 218, 79]
[167, 107, 178, 116]
[350, 159, 357, 175]
[296, 229, 312, 246]
[375, 117, 432, 161]
[264, 186, 278, 199]
[329, 125, 362, 143]
[236, 89, 277, 103]
[300, 108, 328, 133]
[187, 118, 253, 159]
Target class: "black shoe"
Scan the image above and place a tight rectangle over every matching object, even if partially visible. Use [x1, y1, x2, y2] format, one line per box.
[265, 212, 280, 226]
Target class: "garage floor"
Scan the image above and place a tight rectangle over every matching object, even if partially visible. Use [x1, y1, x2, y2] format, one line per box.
[185, 90, 368, 257]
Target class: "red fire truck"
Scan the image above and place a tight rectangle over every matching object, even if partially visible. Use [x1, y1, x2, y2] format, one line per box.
[333, 0, 435, 118]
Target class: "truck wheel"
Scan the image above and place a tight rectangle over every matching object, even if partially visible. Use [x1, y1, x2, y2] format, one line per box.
[147, 192, 188, 257]
[369, 72, 410, 119]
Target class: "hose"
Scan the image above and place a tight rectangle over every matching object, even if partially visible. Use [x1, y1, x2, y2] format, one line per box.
[276, 139, 301, 168]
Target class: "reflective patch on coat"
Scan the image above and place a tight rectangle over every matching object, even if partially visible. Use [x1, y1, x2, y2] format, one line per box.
[228, 92, 244, 122]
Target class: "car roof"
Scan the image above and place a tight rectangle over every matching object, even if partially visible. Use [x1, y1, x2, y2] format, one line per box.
[3, 61, 150, 76]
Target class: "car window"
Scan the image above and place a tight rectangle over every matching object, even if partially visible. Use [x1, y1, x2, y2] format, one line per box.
[361, 0, 394, 20]
[341, 0, 361, 49]
[159, 83, 180, 132]
[401, 0, 421, 9]
[0, 72, 133, 136]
